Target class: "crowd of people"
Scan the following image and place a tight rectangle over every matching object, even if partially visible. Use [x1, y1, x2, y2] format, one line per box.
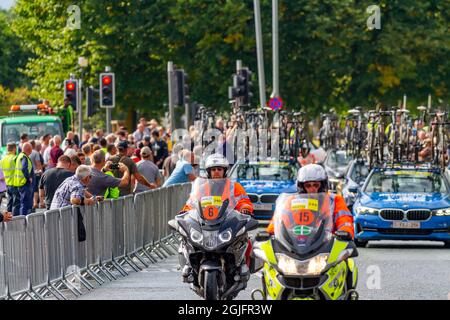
[0, 117, 204, 218]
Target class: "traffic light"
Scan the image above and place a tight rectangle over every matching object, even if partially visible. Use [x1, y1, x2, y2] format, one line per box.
[100, 73, 115, 108]
[228, 67, 253, 106]
[86, 86, 99, 117]
[240, 67, 253, 106]
[64, 79, 79, 111]
[171, 69, 189, 106]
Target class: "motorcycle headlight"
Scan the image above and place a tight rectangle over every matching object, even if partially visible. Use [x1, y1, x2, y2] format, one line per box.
[190, 229, 203, 244]
[202, 230, 219, 249]
[355, 206, 379, 215]
[432, 208, 450, 216]
[276, 253, 329, 276]
[219, 229, 232, 243]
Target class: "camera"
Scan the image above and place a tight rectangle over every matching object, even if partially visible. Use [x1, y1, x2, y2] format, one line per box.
[109, 163, 120, 170]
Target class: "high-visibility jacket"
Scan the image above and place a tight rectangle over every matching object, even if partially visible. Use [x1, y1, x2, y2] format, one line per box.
[104, 171, 120, 199]
[181, 178, 253, 214]
[13, 152, 32, 187]
[1, 153, 17, 186]
[266, 192, 354, 238]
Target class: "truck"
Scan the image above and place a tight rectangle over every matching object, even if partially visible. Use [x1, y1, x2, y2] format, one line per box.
[0, 104, 64, 157]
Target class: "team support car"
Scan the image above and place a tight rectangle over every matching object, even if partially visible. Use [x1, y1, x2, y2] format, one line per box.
[342, 159, 370, 210]
[353, 166, 450, 248]
[228, 160, 299, 220]
[324, 150, 352, 192]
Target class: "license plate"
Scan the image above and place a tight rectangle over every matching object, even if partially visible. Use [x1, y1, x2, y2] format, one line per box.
[253, 203, 273, 211]
[392, 221, 420, 229]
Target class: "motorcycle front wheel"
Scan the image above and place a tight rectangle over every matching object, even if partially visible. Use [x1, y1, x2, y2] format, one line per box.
[204, 270, 219, 300]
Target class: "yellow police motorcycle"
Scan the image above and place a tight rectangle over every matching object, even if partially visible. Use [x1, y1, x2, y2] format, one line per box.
[252, 193, 359, 300]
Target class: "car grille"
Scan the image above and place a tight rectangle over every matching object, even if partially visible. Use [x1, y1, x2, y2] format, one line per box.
[253, 210, 273, 219]
[380, 209, 404, 221]
[248, 194, 259, 203]
[406, 210, 431, 221]
[260, 195, 278, 203]
[377, 228, 433, 236]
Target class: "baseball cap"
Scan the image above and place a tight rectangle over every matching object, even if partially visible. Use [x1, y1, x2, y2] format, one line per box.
[144, 135, 151, 142]
[141, 146, 152, 157]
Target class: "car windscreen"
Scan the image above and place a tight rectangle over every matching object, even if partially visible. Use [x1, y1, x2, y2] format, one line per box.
[326, 152, 351, 169]
[2, 122, 63, 146]
[364, 171, 448, 193]
[350, 163, 369, 183]
[231, 163, 296, 181]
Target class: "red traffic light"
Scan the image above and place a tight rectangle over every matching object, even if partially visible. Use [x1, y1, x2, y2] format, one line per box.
[102, 76, 112, 85]
[66, 82, 76, 91]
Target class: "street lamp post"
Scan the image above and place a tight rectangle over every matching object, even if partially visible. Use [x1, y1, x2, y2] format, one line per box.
[78, 57, 88, 140]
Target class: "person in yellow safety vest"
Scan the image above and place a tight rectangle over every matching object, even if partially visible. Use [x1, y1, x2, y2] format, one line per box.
[13, 142, 34, 216]
[104, 170, 120, 199]
[0, 142, 18, 212]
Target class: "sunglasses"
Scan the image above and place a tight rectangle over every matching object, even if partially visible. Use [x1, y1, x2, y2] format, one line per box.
[210, 167, 224, 172]
[304, 182, 321, 188]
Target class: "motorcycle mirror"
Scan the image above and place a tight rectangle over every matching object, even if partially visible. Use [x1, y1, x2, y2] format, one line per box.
[246, 218, 259, 231]
[255, 231, 271, 242]
[168, 219, 178, 231]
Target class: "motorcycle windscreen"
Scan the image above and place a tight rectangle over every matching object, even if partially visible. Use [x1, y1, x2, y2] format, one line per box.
[189, 177, 237, 223]
[273, 193, 334, 256]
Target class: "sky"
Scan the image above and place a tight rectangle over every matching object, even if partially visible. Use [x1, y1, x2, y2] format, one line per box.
[0, 0, 14, 10]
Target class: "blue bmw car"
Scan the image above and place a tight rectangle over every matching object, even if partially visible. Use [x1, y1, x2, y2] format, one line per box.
[353, 166, 450, 248]
[228, 160, 299, 220]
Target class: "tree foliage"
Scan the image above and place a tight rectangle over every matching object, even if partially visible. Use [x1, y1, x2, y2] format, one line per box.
[7, 0, 450, 121]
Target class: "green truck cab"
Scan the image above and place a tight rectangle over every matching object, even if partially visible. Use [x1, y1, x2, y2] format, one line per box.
[0, 107, 64, 158]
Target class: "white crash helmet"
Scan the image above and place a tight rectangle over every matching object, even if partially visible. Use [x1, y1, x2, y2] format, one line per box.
[297, 164, 328, 193]
[205, 153, 229, 178]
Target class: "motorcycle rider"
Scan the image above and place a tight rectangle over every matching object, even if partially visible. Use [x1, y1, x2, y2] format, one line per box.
[180, 153, 253, 215]
[297, 141, 317, 167]
[178, 153, 254, 282]
[267, 164, 354, 239]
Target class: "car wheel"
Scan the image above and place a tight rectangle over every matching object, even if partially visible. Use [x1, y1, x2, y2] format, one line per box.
[354, 239, 368, 248]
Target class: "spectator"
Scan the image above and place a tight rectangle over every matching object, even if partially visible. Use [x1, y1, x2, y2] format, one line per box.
[151, 130, 169, 169]
[80, 132, 91, 148]
[163, 150, 197, 187]
[128, 134, 135, 146]
[40, 134, 52, 156]
[135, 147, 161, 193]
[39, 155, 73, 210]
[131, 148, 141, 164]
[92, 144, 101, 152]
[99, 138, 108, 154]
[69, 155, 82, 172]
[49, 135, 64, 168]
[109, 141, 155, 196]
[106, 133, 117, 145]
[95, 129, 104, 140]
[0, 211, 12, 223]
[19, 133, 29, 150]
[77, 151, 86, 165]
[50, 165, 95, 210]
[87, 150, 130, 196]
[215, 118, 225, 133]
[133, 124, 146, 142]
[163, 143, 183, 177]
[0, 167, 6, 207]
[117, 130, 128, 142]
[138, 117, 151, 136]
[82, 144, 93, 165]
[149, 119, 158, 132]
[29, 140, 44, 211]
[13, 142, 34, 216]
[43, 138, 54, 166]
[105, 144, 118, 161]
[62, 131, 75, 149]
[0, 142, 18, 212]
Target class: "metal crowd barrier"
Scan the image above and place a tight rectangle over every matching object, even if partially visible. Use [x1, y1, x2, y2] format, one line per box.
[0, 183, 191, 300]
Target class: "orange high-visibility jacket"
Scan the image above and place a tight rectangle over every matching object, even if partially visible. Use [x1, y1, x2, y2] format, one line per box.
[181, 179, 253, 214]
[266, 192, 354, 238]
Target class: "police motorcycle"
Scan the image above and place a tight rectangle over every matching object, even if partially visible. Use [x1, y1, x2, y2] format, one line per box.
[168, 178, 258, 300]
[252, 193, 359, 300]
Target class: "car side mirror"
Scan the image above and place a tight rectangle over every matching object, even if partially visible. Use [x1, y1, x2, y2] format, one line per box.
[255, 231, 271, 242]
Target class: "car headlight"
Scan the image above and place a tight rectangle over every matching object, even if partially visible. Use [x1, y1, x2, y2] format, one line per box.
[433, 208, 450, 216]
[355, 206, 379, 215]
[276, 253, 329, 276]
